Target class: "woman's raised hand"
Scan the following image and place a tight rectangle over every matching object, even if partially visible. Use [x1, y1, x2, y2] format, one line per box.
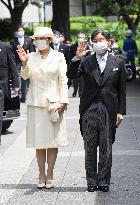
[17, 45, 29, 66]
[76, 41, 90, 59]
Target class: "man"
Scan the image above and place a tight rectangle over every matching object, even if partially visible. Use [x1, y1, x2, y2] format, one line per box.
[69, 32, 90, 97]
[0, 40, 19, 143]
[51, 30, 70, 65]
[123, 29, 138, 79]
[51, 30, 70, 87]
[10, 26, 35, 102]
[67, 29, 126, 192]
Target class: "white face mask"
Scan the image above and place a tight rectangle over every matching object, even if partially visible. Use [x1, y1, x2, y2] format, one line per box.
[53, 38, 60, 46]
[78, 37, 85, 44]
[93, 41, 108, 55]
[18, 31, 24, 38]
[34, 40, 49, 50]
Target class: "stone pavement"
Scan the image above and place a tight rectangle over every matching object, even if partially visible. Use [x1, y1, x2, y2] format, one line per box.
[0, 79, 140, 205]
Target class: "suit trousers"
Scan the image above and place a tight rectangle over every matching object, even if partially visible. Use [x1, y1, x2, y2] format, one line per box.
[82, 101, 113, 186]
[0, 90, 4, 143]
[17, 63, 29, 101]
[73, 76, 84, 97]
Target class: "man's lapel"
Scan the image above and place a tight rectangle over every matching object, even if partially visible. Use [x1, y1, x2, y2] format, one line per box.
[23, 37, 28, 49]
[58, 43, 64, 52]
[101, 54, 114, 85]
[15, 37, 19, 45]
[88, 53, 100, 86]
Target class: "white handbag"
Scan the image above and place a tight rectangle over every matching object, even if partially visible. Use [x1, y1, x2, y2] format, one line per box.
[47, 97, 60, 122]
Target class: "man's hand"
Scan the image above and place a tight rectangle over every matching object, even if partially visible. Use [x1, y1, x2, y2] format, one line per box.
[76, 41, 90, 59]
[116, 113, 123, 127]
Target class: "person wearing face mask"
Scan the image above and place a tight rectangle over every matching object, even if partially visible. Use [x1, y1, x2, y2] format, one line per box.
[67, 29, 126, 192]
[51, 30, 70, 65]
[10, 26, 35, 103]
[17, 27, 69, 189]
[69, 32, 90, 97]
[51, 30, 70, 87]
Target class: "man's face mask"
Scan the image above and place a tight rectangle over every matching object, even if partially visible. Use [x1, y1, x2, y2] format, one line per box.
[78, 37, 85, 44]
[34, 39, 49, 50]
[17, 31, 24, 38]
[93, 41, 108, 55]
[53, 38, 60, 46]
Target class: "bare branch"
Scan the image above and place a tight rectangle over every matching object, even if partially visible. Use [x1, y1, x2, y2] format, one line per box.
[7, 0, 13, 11]
[135, 13, 140, 27]
[0, 0, 10, 9]
[0, 0, 13, 12]
[23, 0, 30, 8]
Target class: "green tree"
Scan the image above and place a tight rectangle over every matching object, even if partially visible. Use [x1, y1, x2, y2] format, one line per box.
[83, 0, 140, 34]
[0, 0, 30, 35]
[52, 0, 70, 40]
[114, 0, 140, 34]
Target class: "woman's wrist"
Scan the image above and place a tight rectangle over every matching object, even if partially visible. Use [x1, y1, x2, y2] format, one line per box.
[22, 62, 28, 69]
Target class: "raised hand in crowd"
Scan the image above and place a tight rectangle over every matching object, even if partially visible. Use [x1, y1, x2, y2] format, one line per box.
[76, 41, 90, 59]
[16, 45, 29, 67]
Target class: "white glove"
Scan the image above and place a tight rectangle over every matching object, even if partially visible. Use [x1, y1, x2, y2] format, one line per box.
[49, 110, 60, 122]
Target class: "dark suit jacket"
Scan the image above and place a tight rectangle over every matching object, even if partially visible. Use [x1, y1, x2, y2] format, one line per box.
[0, 41, 19, 98]
[51, 43, 70, 66]
[10, 36, 35, 64]
[67, 53, 126, 142]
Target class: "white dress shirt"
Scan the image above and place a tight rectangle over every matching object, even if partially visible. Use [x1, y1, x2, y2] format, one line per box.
[18, 37, 24, 46]
[96, 52, 108, 73]
[53, 43, 60, 51]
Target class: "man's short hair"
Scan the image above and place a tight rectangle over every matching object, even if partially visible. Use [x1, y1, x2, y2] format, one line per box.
[91, 29, 110, 41]
[77, 32, 86, 38]
[53, 30, 61, 36]
[17, 25, 24, 30]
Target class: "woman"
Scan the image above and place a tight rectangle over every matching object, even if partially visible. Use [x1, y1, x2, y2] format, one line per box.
[17, 27, 69, 189]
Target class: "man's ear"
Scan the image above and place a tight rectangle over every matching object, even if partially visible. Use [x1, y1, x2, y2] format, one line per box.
[108, 40, 111, 47]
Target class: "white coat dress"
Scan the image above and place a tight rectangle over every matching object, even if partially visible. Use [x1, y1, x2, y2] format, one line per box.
[20, 48, 69, 149]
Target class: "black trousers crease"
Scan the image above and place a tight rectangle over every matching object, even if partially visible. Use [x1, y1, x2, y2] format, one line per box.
[82, 101, 113, 186]
[0, 90, 4, 143]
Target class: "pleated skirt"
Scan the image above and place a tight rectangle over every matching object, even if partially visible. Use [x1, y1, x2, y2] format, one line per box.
[26, 105, 68, 149]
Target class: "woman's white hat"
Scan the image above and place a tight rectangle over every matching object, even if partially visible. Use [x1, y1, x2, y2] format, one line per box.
[31, 27, 54, 39]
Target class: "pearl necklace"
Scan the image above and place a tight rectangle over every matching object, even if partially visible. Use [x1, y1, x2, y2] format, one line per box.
[40, 55, 47, 59]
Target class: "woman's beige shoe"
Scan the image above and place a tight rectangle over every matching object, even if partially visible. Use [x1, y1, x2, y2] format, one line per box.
[46, 180, 54, 189]
[37, 181, 46, 189]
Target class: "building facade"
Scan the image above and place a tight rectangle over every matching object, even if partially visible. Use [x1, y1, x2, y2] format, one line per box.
[0, 0, 95, 25]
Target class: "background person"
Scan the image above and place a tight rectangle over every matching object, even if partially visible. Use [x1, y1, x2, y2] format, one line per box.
[51, 30, 70, 87]
[69, 32, 90, 97]
[123, 29, 138, 79]
[51, 30, 70, 66]
[10, 26, 35, 102]
[67, 29, 126, 192]
[17, 27, 69, 189]
[110, 38, 119, 55]
[0, 40, 19, 143]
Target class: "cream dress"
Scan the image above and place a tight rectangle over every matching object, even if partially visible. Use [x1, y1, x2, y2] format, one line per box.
[20, 49, 69, 149]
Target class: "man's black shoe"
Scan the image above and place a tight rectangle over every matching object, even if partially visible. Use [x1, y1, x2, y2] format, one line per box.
[87, 186, 97, 192]
[98, 185, 109, 192]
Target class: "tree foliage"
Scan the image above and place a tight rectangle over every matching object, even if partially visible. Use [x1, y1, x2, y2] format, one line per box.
[82, 0, 140, 33]
[52, 0, 70, 40]
[0, 0, 30, 36]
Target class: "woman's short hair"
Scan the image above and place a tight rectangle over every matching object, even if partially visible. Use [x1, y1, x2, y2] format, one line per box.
[91, 29, 110, 41]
